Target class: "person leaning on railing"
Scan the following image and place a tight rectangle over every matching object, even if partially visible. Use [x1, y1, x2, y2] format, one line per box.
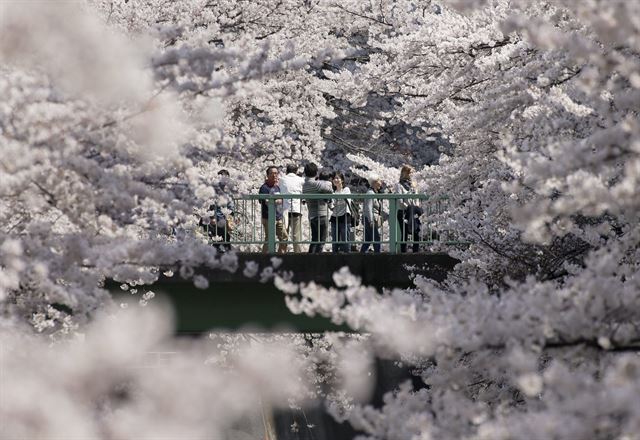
[394, 164, 423, 253]
[360, 177, 386, 253]
[302, 162, 333, 253]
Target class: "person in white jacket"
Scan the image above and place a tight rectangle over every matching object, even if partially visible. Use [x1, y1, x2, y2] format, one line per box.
[279, 164, 305, 252]
[329, 171, 352, 253]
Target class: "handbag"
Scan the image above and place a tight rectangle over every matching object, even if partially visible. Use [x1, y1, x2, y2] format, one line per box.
[346, 199, 360, 227]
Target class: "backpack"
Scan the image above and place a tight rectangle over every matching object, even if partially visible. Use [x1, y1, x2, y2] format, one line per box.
[346, 199, 361, 227]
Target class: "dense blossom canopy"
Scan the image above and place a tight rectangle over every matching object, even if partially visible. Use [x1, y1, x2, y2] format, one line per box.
[1, 0, 639, 438]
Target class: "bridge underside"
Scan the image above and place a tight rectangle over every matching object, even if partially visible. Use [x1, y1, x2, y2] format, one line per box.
[115, 253, 459, 333]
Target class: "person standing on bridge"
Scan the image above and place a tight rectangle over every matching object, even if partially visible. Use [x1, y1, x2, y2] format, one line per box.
[330, 171, 352, 253]
[360, 177, 385, 253]
[394, 165, 423, 253]
[279, 164, 304, 252]
[259, 166, 288, 253]
[302, 162, 333, 253]
[199, 169, 235, 252]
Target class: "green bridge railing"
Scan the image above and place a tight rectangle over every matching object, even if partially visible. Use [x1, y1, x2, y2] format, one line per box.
[200, 193, 454, 253]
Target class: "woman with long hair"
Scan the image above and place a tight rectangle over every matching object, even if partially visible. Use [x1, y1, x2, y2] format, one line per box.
[329, 171, 352, 253]
[394, 165, 422, 253]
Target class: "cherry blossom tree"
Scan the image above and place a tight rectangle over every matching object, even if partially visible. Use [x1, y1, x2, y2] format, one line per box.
[281, 1, 640, 438]
[0, 0, 344, 330]
[2, 0, 640, 439]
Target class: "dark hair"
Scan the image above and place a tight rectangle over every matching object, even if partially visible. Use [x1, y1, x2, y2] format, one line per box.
[286, 164, 298, 175]
[217, 169, 230, 176]
[266, 166, 278, 176]
[319, 170, 331, 181]
[332, 171, 345, 183]
[304, 163, 318, 178]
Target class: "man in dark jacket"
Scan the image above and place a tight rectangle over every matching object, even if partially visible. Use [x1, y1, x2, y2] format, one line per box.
[259, 166, 288, 253]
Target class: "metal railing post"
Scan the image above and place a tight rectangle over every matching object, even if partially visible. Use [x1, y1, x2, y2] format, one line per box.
[388, 198, 398, 254]
[267, 198, 276, 253]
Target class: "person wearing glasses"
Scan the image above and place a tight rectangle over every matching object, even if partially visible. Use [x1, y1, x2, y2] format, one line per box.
[258, 166, 288, 253]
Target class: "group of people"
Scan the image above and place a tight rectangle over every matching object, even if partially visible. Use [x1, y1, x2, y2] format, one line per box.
[200, 163, 423, 253]
[258, 162, 423, 254]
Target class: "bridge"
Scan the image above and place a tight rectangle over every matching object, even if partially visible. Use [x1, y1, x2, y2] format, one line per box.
[141, 252, 459, 333]
[110, 193, 461, 439]
[113, 193, 461, 333]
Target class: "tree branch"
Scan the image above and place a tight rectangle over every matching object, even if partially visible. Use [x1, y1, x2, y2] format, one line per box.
[331, 4, 393, 27]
